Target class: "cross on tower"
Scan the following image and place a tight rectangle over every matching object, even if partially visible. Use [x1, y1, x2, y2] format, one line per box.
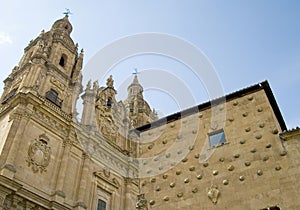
[133, 68, 139, 75]
[63, 8, 73, 16]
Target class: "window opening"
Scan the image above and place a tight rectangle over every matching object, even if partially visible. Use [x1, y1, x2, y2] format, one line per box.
[46, 89, 62, 108]
[106, 98, 112, 107]
[97, 199, 106, 210]
[59, 54, 67, 67]
[209, 130, 226, 147]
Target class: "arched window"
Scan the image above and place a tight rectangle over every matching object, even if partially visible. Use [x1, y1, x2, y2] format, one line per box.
[106, 98, 112, 107]
[59, 54, 67, 68]
[46, 89, 62, 108]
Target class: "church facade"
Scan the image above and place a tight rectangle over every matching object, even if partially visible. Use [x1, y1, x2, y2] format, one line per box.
[0, 15, 299, 210]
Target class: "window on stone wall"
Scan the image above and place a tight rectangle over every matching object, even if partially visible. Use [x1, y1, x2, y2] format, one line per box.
[96, 188, 111, 210]
[46, 89, 62, 108]
[106, 98, 112, 107]
[209, 130, 226, 147]
[59, 54, 67, 67]
[97, 199, 106, 210]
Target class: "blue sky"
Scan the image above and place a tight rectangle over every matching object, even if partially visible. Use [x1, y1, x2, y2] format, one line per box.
[0, 1, 299, 129]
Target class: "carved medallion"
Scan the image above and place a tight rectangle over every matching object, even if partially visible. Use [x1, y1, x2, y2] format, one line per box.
[26, 135, 51, 173]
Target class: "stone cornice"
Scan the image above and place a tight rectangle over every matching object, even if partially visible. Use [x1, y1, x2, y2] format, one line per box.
[280, 127, 300, 141]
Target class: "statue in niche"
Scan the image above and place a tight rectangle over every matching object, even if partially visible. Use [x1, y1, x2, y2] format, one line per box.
[207, 184, 220, 204]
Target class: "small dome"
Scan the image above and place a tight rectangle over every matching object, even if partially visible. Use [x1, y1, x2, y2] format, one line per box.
[51, 15, 73, 35]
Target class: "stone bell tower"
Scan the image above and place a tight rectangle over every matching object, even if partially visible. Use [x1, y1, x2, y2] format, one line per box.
[0, 15, 89, 209]
[124, 75, 158, 128]
[0, 15, 83, 116]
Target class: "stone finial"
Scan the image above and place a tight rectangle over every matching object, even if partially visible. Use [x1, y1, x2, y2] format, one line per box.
[93, 80, 99, 91]
[136, 194, 148, 210]
[86, 80, 92, 90]
[106, 75, 114, 88]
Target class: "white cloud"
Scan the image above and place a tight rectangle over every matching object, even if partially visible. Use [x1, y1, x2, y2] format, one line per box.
[0, 32, 13, 45]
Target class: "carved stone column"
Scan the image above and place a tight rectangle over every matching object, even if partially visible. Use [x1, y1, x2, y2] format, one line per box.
[52, 138, 72, 202]
[124, 178, 139, 210]
[0, 188, 11, 209]
[74, 153, 91, 210]
[1, 106, 32, 179]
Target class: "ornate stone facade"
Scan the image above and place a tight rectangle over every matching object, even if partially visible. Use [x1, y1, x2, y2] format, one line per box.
[0, 15, 299, 210]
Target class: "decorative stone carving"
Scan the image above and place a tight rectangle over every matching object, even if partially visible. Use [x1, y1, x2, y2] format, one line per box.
[26, 134, 51, 173]
[239, 176, 245, 181]
[136, 194, 148, 210]
[245, 161, 251, 167]
[257, 108, 263, 112]
[273, 128, 279, 134]
[169, 182, 175, 188]
[207, 185, 220, 204]
[213, 170, 218, 175]
[280, 150, 287, 156]
[182, 157, 188, 162]
[223, 179, 229, 185]
[242, 112, 248, 117]
[149, 200, 155, 205]
[184, 178, 190, 183]
[196, 174, 202, 180]
[257, 170, 263, 176]
[150, 178, 156, 183]
[262, 156, 269, 161]
[234, 154, 240, 158]
[50, 77, 65, 91]
[239, 139, 246, 144]
[177, 192, 183, 198]
[192, 187, 198, 193]
[265, 143, 272, 148]
[227, 165, 234, 171]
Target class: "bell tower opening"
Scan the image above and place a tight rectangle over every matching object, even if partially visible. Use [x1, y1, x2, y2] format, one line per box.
[59, 54, 67, 67]
[46, 89, 62, 108]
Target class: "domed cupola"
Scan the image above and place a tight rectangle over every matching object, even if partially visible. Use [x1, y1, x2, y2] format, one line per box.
[51, 15, 73, 35]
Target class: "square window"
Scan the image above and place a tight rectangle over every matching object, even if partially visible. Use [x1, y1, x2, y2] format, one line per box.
[209, 130, 226, 147]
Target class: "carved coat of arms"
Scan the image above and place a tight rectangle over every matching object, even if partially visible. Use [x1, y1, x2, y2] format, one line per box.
[26, 137, 51, 173]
